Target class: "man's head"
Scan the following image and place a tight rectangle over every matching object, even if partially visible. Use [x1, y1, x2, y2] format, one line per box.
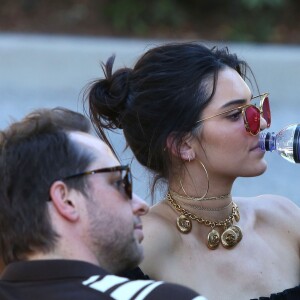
[0, 107, 148, 273]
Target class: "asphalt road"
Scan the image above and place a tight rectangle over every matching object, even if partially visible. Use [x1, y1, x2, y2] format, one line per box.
[0, 33, 299, 205]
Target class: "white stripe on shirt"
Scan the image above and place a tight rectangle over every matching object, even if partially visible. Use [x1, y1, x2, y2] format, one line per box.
[84, 275, 129, 292]
[134, 281, 164, 300]
[82, 275, 100, 285]
[110, 280, 154, 300]
[82, 274, 207, 300]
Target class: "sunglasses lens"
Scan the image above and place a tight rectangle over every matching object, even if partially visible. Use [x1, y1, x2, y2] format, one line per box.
[124, 169, 132, 199]
[262, 96, 271, 127]
[245, 106, 260, 135]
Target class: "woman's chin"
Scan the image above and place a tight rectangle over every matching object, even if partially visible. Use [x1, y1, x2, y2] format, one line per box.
[250, 161, 268, 177]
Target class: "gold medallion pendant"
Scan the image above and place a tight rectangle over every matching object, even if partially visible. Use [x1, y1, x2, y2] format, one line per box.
[207, 229, 220, 249]
[221, 227, 238, 249]
[176, 215, 192, 233]
[231, 225, 243, 243]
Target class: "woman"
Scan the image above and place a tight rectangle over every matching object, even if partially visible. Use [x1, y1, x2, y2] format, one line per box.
[86, 42, 300, 300]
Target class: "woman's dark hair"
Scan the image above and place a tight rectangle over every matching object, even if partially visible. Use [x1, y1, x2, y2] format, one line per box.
[87, 42, 250, 192]
[0, 108, 94, 264]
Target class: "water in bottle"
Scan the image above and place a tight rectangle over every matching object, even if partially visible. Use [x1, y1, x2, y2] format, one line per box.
[259, 123, 300, 163]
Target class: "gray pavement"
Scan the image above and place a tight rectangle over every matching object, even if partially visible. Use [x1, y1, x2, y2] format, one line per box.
[0, 33, 299, 205]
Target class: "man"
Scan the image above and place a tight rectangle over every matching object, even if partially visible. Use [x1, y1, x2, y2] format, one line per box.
[0, 107, 206, 300]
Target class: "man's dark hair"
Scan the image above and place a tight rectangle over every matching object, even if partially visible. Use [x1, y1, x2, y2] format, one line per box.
[0, 107, 94, 264]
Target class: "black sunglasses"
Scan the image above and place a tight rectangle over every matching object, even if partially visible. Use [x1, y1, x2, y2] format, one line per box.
[59, 165, 132, 200]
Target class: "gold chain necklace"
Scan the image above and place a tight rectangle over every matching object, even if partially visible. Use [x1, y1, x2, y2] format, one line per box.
[167, 193, 242, 250]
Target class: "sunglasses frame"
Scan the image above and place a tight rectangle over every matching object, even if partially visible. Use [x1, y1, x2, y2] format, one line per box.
[196, 93, 270, 136]
[59, 165, 132, 199]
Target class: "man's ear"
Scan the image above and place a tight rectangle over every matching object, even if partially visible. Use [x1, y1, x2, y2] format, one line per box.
[166, 132, 195, 162]
[49, 181, 79, 222]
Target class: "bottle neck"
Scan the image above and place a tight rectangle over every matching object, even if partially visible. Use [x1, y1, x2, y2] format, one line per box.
[259, 131, 276, 152]
[293, 125, 300, 162]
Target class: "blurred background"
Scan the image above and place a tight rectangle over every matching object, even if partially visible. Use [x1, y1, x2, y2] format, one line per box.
[1, 0, 300, 43]
[0, 0, 299, 205]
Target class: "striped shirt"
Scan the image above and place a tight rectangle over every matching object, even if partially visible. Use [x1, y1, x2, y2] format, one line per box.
[0, 260, 207, 300]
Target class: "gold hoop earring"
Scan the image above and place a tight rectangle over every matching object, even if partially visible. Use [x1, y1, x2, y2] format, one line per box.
[179, 159, 209, 201]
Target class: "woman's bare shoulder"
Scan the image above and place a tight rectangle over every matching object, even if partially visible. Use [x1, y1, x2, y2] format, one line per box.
[142, 199, 181, 242]
[140, 200, 182, 276]
[235, 194, 300, 227]
[255, 194, 297, 211]
[235, 193, 298, 208]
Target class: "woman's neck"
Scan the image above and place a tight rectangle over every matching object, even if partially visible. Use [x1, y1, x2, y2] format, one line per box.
[168, 157, 236, 211]
[168, 189, 234, 221]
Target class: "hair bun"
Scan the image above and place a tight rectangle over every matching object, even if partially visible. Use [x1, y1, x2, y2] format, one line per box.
[87, 55, 132, 130]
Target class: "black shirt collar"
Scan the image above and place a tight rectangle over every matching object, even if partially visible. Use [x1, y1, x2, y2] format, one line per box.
[1, 260, 109, 281]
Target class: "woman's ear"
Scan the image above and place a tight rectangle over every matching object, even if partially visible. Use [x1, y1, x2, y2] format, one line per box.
[49, 181, 79, 222]
[166, 132, 195, 162]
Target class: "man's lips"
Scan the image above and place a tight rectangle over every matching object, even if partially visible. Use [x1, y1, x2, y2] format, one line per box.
[134, 223, 143, 230]
[134, 223, 144, 242]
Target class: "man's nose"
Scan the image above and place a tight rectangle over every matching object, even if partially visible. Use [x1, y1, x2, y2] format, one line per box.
[132, 193, 149, 216]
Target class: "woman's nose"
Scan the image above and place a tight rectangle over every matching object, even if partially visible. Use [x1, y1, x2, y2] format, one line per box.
[260, 115, 268, 131]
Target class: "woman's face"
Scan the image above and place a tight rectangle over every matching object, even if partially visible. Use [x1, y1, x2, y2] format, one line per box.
[193, 67, 267, 179]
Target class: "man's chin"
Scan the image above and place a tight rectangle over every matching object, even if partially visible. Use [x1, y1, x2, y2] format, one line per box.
[119, 245, 144, 274]
[133, 243, 144, 266]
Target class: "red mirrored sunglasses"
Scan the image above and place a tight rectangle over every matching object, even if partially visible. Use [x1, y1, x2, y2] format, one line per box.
[197, 93, 271, 136]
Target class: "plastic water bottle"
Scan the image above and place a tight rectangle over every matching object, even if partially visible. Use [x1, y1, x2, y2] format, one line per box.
[259, 124, 300, 163]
